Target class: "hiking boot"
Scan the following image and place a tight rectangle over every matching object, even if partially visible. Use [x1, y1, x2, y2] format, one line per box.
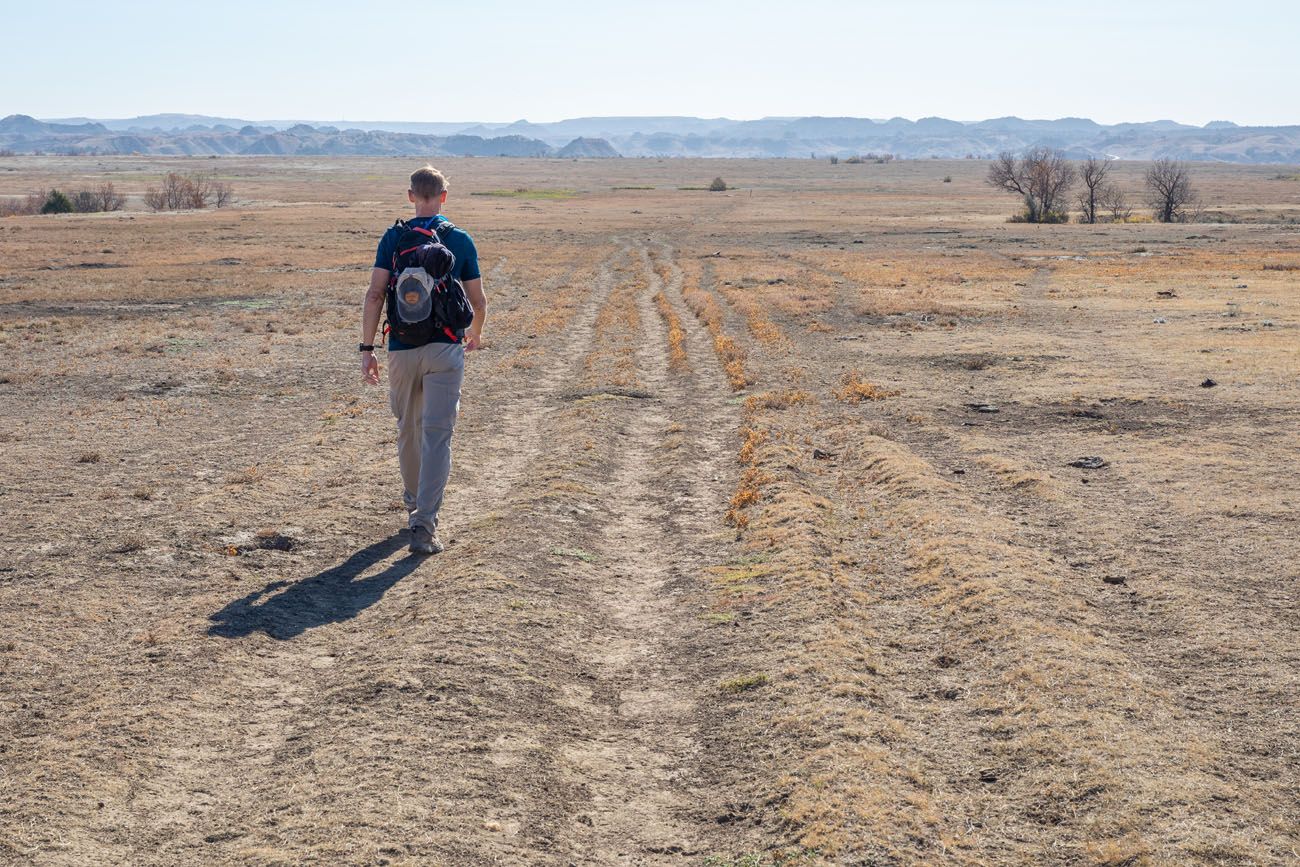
[409, 526, 443, 555]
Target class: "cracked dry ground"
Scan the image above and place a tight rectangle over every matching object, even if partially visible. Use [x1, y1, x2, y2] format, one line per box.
[2, 157, 1298, 866]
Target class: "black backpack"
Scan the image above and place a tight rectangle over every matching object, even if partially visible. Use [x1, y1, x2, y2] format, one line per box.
[385, 218, 474, 347]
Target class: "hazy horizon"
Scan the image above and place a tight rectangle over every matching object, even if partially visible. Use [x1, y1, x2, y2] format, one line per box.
[27, 112, 1293, 129]
[4, 0, 1296, 127]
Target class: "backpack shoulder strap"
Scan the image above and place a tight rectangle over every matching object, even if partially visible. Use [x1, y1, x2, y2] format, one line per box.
[432, 218, 456, 238]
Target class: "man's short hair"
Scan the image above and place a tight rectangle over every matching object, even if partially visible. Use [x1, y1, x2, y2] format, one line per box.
[410, 166, 447, 200]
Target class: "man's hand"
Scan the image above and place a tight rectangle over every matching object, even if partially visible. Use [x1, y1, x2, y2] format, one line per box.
[463, 278, 486, 352]
[360, 351, 380, 385]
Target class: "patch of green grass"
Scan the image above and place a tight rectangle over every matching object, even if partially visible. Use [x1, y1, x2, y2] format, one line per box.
[706, 559, 771, 598]
[612, 185, 655, 190]
[677, 185, 709, 191]
[710, 562, 771, 584]
[702, 611, 736, 625]
[552, 546, 597, 562]
[471, 188, 577, 200]
[165, 337, 204, 355]
[720, 673, 769, 694]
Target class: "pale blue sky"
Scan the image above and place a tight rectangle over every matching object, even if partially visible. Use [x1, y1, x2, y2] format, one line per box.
[3, 0, 1295, 125]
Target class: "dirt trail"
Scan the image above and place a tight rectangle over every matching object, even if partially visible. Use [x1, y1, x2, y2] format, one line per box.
[1, 236, 760, 865]
[537, 239, 748, 863]
[558, 242, 712, 861]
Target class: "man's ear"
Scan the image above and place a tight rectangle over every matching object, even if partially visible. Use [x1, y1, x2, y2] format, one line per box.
[408, 190, 416, 203]
[440, 191, 447, 205]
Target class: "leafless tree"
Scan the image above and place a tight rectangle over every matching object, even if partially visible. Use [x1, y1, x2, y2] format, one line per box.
[96, 182, 125, 212]
[1101, 184, 1132, 222]
[143, 186, 163, 212]
[71, 190, 99, 213]
[212, 180, 235, 207]
[185, 174, 212, 209]
[987, 147, 1077, 223]
[144, 172, 214, 211]
[1076, 156, 1112, 223]
[1145, 158, 1197, 223]
[0, 190, 48, 216]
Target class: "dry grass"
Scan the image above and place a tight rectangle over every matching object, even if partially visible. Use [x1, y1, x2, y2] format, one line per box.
[683, 278, 750, 389]
[653, 290, 689, 372]
[583, 256, 644, 389]
[744, 390, 812, 411]
[832, 370, 901, 403]
[2, 155, 1295, 866]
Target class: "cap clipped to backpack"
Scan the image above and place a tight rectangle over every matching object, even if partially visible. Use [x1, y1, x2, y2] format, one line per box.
[395, 269, 434, 324]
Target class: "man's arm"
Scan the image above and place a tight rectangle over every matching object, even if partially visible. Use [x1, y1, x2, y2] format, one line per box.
[360, 267, 388, 384]
[463, 277, 487, 351]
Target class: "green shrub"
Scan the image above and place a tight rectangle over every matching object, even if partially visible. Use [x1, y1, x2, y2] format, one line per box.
[40, 190, 73, 214]
[709, 177, 728, 192]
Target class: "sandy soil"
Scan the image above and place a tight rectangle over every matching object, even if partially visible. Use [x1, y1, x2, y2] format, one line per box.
[1, 156, 1297, 865]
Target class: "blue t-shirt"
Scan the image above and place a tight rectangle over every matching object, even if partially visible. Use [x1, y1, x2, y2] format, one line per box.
[374, 214, 480, 351]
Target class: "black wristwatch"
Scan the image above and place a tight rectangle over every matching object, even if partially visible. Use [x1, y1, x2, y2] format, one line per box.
[359, 343, 375, 353]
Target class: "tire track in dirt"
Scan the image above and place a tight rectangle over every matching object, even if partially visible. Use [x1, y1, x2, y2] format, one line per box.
[464, 246, 631, 505]
[553, 240, 743, 863]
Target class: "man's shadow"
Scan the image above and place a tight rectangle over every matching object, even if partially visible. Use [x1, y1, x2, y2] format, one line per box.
[208, 533, 422, 640]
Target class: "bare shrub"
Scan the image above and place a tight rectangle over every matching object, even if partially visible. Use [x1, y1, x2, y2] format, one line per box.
[0, 190, 45, 217]
[1101, 184, 1132, 222]
[96, 182, 126, 212]
[988, 148, 1076, 223]
[212, 180, 235, 207]
[142, 186, 163, 212]
[72, 190, 99, 213]
[185, 174, 212, 209]
[1146, 158, 1197, 223]
[145, 172, 216, 211]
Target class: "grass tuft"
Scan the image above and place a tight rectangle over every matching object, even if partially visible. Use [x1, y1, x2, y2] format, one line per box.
[720, 673, 769, 694]
[552, 546, 597, 562]
[833, 370, 901, 403]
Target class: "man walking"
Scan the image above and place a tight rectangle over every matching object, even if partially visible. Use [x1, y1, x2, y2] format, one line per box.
[360, 166, 486, 554]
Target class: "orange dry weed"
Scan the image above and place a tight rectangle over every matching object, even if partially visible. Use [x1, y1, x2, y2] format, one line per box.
[653, 290, 689, 372]
[682, 279, 750, 389]
[833, 370, 901, 403]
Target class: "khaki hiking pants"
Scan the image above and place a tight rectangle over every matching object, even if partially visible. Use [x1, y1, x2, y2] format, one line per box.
[387, 342, 464, 534]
